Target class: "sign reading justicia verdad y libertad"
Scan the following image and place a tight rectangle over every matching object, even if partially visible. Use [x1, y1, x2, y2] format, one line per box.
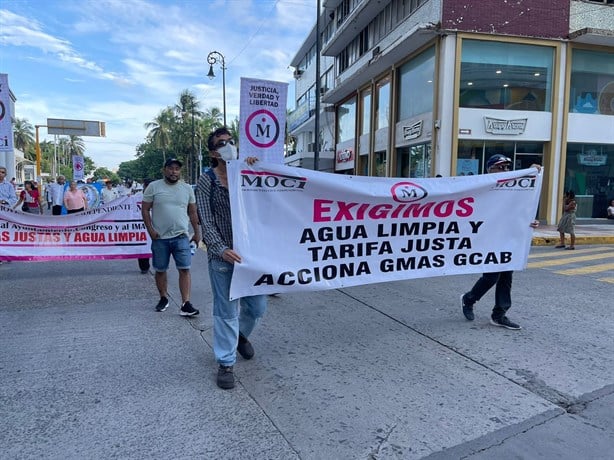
[239, 77, 288, 164]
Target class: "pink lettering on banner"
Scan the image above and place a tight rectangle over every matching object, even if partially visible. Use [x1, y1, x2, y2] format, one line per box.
[312, 198, 474, 222]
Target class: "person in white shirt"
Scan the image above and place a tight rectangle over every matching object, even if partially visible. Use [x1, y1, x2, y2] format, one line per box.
[48, 175, 66, 215]
[101, 180, 118, 205]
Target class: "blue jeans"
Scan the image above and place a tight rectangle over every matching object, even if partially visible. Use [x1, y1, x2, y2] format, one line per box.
[151, 235, 191, 271]
[208, 258, 267, 366]
[465, 271, 513, 319]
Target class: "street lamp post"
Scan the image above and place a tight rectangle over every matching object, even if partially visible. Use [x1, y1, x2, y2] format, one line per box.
[206, 51, 227, 126]
[196, 131, 203, 176]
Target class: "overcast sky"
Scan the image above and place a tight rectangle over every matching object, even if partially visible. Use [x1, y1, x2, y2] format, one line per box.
[0, 0, 315, 170]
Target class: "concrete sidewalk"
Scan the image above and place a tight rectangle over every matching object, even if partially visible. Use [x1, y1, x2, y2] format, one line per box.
[1, 246, 613, 459]
[532, 221, 614, 246]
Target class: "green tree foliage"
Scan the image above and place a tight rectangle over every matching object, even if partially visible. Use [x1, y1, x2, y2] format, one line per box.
[119, 89, 228, 183]
[13, 118, 35, 159]
[17, 88, 240, 182]
[91, 167, 120, 183]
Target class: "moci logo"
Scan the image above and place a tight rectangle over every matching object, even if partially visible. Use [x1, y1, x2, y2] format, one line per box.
[241, 171, 308, 190]
[494, 175, 538, 191]
[390, 181, 428, 203]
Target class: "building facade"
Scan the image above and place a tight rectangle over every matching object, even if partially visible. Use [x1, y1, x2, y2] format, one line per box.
[287, 0, 614, 224]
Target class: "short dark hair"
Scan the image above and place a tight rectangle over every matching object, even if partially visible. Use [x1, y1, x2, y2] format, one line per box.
[207, 127, 231, 152]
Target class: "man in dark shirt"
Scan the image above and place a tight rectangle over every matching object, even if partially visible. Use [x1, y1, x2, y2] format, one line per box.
[195, 127, 267, 390]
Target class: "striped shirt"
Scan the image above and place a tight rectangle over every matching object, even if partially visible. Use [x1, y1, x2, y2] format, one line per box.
[195, 169, 233, 262]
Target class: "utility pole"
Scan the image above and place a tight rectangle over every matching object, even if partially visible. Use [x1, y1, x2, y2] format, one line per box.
[314, 0, 321, 171]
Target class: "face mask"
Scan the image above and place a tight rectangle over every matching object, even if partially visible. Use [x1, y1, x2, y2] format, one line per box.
[217, 143, 237, 161]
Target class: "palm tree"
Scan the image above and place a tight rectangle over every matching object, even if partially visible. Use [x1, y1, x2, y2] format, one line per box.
[144, 107, 174, 162]
[228, 117, 240, 145]
[204, 107, 223, 127]
[175, 90, 204, 183]
[57, 137, 70, 167]
[13, 118, 35, 159]
[66, 135, 85, 156]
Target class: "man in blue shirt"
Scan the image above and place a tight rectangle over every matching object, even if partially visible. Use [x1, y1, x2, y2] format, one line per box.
[0, 166, 18, 208]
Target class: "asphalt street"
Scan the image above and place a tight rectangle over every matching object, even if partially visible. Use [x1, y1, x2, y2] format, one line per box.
[1, 240, 613, 459]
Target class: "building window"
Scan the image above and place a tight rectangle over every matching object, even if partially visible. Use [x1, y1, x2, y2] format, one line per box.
[457, 140, 543, 175]
[360, 90, 372, 135]
[398, 47, 435, 120]
[375, 77, 391, 130]
[569, 49, 614, 115]
[565, 143, 614, 218]
[396, 143, 432, 178]
[337, 97, 356, 143]
[374, 150, 387, 177]
[460, 40, 554, 112]
[337, 26, 370, 74]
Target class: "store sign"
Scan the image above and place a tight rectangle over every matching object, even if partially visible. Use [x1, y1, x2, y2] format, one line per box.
[577, 151, 607, 166]
[484, 117, 527, 135]
[337, 148, 353, 163]
[403, 120, 423, 140]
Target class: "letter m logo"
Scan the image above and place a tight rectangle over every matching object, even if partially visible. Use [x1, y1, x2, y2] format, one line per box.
[256, 123, 271, 138]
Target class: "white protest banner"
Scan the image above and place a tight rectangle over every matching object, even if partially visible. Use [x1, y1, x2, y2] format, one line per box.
[228, 162, 543, 300]
[239, 77, 288, 164]
[0, 195, 151, 261]
[72, 155, 85, 181]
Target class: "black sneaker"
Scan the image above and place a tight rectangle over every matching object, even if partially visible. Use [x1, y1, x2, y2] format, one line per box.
[217, 365, 235, 389]
[155, 297, 169, 312]
[461, 294, 474, 321]
[490, 315, 521, 330]
[237, 334, 254, 360]
[180, 301, 199, 317]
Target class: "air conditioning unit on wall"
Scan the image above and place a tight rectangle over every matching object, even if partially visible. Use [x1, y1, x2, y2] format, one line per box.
[293, 69, 304, 79]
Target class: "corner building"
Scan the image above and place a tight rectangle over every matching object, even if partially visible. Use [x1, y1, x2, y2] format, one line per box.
[287, 0, 614, 224]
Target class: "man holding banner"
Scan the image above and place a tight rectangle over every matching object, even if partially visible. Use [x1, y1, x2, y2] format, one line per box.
[195, 127, 267, 390]
[460, 154, 541, 330]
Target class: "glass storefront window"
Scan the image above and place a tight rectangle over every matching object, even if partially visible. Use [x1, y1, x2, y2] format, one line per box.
[337, 97, 356, 143]
[460, 40, 554, 112]
[396, 143, 432, 177]
[569, 49, 614, 115]
[374, 150, 387, 177]
[357, 154, 369, 176]
[361, 90, 372, 135]
[398, 47, 435, 120]
[565, 143, 614, 218]
[375, 78, 390, 130]
[457, 140, 543, 175]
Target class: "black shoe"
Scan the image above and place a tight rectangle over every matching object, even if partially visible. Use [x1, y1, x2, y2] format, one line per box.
[490, 315, 521, 330]
[155, 297, 169, 312]
[217, 365, 235, 389]
[180, 301, 199, 317]
[237, 334, 254, 360]
[140, 269, 149, 274]
[461, 294, 474, 321]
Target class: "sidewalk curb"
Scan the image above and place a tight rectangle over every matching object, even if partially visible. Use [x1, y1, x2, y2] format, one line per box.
[532, 236, 614, 246]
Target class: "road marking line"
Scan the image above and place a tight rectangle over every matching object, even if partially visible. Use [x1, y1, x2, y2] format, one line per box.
[597, 277, 614, 284]
[528, 247, 611, 259]
[527, 252, 614, 268]
[556, 263, 614, 275]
